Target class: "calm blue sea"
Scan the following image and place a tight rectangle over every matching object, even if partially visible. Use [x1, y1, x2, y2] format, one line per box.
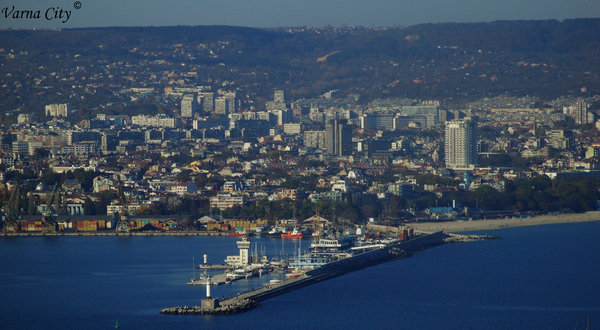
[1, 222, 599, 330]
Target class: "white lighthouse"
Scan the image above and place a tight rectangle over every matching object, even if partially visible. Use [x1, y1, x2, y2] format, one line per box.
[201, 274, 219, 310]
[206, 276, 211, 298]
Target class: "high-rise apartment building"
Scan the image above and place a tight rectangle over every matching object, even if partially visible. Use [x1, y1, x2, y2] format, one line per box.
[304, 130, 326, 149]
[214, 97, 228, 115]
[274, 90, 285, 103]
[569, 100, 591, 125]
[181, 94, 197, 117]
[445, 118, 477, 169]
[225, 92, 237, 114]
[326, 119, 352, 156]
[197, 92, 214, 113]
[45, 103, 70, 117]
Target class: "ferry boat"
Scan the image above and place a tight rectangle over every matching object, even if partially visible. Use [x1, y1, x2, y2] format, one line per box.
[310, 236, 353, 252]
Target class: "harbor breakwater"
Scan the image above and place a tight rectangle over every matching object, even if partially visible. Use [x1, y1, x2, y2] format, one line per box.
[161, 231, 448, 315]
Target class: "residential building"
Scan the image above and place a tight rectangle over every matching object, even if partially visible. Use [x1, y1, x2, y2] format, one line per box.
[197, 92, 214, 113]
[214, 97, 228, 115]
[210, 194, 246, 210]
[169, 182, 198, 195]
[45, 103, 70, 117]
[225, 92, 237, 114]
[565, 99, 591, 125]
[274, 90, 285, 103]
[304, 130, 326, 149]
[445, 118, 477, 169]
[181, 94, 197, 117]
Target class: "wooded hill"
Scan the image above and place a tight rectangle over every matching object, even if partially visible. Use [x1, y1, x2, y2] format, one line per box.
[1, 19, 599, 110]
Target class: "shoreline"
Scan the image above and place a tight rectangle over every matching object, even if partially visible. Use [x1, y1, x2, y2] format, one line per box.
[404, 211, 600, 233]
[0, 231, 231, 237]
[4, 211, 600, 237]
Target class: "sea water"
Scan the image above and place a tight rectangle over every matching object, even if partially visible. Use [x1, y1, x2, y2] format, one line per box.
[1, 222, 599, 329]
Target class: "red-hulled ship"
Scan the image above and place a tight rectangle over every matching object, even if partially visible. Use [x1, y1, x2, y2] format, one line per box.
[281, 227, 303, 239]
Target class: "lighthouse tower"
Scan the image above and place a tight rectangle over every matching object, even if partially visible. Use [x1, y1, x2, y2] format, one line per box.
[201, 275, 219, 310]
[237, 237, 251, 266]
[206, 276, 211, 298]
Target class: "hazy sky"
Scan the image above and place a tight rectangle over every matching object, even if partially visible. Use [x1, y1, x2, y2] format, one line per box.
[0, 0, 598, 29]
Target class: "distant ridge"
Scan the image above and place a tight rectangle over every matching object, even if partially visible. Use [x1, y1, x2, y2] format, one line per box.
[1, 18, 599, 106]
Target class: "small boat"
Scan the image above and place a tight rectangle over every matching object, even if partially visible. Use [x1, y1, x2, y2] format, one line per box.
[281, 227, 303, 239]
[286, 273, 301, 278]
[262, 227, 283, 238]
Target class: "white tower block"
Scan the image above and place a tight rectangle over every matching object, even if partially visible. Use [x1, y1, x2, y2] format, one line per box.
[236, 238, 251, 266]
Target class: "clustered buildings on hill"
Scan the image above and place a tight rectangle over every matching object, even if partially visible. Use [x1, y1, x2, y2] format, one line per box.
[1, 88, 600, 232]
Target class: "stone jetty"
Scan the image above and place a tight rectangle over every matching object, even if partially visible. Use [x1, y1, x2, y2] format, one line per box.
[443, 232, 500, 243]
[160, 299, 260, 315]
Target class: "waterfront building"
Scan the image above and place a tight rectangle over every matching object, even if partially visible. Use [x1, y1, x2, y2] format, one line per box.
[445, 118, 477, 169]
[225, 237, 251, 266]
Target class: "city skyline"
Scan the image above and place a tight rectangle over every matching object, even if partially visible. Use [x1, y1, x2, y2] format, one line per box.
[0, 0, 598, 29]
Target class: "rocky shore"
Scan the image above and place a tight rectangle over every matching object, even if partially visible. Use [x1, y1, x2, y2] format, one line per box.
[160, 299, 260, 315]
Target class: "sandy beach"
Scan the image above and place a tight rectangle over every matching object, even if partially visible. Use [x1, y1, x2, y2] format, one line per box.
[368, 211, 600, 234]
